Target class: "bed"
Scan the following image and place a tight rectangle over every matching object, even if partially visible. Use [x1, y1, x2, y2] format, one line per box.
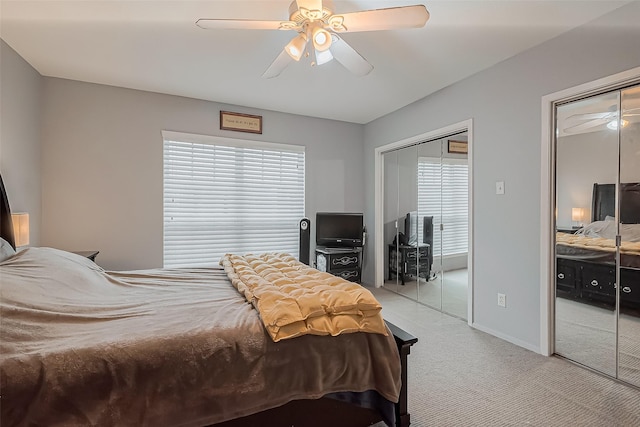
[0, 174, 417, 427]
[556, 183, 640, 314]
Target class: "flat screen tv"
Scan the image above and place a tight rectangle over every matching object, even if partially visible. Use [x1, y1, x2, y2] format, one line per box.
[315, 212, 364, 247]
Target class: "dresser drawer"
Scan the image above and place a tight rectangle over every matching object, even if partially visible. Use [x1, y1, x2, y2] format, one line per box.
[580, 263, 615, 306]
[404, 246, 429, 261]
[556, 259, 577, 292]
[317, 251, 359, 271]
[406, 262, 430, 278]
[328, 253, 360, 269]
[332, 268, 361, 283]
[620, 268, 640, 304]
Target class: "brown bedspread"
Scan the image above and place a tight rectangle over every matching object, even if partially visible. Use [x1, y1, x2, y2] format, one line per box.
[0, 248, 401, 426]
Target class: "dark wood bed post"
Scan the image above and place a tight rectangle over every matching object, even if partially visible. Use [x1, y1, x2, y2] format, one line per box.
[0, 173, 16, 250]
[386, 321, 418, 427]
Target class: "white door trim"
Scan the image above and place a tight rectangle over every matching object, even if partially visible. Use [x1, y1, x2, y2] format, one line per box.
[539, 66, 640, 356]
[374, 119, 474, 324]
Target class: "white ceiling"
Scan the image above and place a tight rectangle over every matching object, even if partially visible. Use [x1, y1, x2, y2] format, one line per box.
[0, 1, 631, 124]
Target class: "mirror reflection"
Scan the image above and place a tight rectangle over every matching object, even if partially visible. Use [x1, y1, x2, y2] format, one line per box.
[617, 85, 640, 388]
[554, 84, 640, 387]
[382, 132, 469, 320]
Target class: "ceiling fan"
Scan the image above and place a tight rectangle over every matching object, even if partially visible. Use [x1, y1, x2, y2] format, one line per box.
[562, 107, 640, 134]
[196, 0, 430, 78]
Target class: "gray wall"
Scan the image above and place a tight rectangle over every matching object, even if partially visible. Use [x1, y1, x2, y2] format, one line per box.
[40, 78, 365, 270]
[362, 2, 640, 351]
[0, 40, 42, 246]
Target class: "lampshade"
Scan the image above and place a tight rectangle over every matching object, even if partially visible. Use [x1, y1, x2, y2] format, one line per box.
[285, 34, 307, 61]
[315, 48, 334, 65]
[571, 208, 584, 222]
[12, 212, 30, 247]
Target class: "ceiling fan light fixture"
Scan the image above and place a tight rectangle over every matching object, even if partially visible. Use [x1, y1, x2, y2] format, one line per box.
[607, 119, 629, 130]
[285, 34, 307, 61]
[316, 49, 333, 65]
[312, 27, 332, 51]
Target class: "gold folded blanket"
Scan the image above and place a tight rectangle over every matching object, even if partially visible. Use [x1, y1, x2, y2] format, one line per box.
[556, 233, 640, 256]
[220, 253, 388, 342]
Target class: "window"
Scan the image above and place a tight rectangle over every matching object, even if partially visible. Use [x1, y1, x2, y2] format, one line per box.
[163, 131, 305, 268]
[417, 157, 468, 257]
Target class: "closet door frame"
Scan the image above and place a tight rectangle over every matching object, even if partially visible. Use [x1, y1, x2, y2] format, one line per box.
[539, 66, 640, 357]
[374, 119, 474, 325]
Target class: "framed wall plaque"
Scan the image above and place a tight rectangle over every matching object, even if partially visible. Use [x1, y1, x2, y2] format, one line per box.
[220, 111, 263, 134]
[447, 140, 468, 154]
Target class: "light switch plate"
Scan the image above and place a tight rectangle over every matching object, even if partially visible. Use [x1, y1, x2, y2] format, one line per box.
[496, 181, 505, 195]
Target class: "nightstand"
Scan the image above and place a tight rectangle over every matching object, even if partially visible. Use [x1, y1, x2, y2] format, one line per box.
[315, 247, 362, 282]
[73, 251, 99, 262]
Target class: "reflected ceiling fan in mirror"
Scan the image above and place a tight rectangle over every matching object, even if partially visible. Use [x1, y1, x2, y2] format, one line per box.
[562, 107, 640, 135]
[196, 0, 430, 78]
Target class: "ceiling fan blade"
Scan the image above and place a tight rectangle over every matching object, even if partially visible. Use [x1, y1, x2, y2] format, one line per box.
[262, 49, 294, 79]
[196, 18, 284, 31]
[332, 5, 429, 33]
[565, 112, 611, 122]
[330, 36, 373, 77]
[563, 118, 610, 134]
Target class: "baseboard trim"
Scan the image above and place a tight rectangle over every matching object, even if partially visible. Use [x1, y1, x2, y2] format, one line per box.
[471, 322, 541, 355]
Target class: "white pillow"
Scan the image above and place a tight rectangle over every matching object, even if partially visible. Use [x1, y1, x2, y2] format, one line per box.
[577, 220, 640, 242]
[0, 237, 16, 262]
[577, 220, 614, 238]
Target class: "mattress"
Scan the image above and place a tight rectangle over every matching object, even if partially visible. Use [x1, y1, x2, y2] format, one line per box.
[556, 221, 640, 268]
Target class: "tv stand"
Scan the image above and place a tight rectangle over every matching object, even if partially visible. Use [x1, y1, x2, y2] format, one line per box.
[315, 247, 362, 283]
[388, 244, 431, 286]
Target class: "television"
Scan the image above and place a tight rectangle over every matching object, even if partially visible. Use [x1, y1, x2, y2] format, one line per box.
[315, 212, 364, 247]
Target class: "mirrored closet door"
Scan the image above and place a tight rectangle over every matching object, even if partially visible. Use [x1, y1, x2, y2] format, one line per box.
[618, 85, 640, 387]
[382, 133, 469, 320]
[554, 84, 640, 387]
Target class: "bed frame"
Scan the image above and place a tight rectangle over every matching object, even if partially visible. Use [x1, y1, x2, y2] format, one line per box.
[556, 182, 640, 315]
[0, 173, 418, 427]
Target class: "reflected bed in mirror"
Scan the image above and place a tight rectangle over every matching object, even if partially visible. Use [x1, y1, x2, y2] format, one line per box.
[556, 183, 640, 316]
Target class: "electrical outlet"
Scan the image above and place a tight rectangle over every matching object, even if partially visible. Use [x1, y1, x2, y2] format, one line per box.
[497, 293, 506, 308]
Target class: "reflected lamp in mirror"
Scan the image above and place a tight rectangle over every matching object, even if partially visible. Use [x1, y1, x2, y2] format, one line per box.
[571, 207, 585, 228]
[11, 212, 29, 247]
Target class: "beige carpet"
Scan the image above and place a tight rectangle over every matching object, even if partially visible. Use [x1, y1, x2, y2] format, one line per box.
[368, 287, 640, 427]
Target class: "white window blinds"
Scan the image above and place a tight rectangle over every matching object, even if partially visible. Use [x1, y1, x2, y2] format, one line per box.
[418, 157, 468, 257]
[163, 131, 305, 268]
